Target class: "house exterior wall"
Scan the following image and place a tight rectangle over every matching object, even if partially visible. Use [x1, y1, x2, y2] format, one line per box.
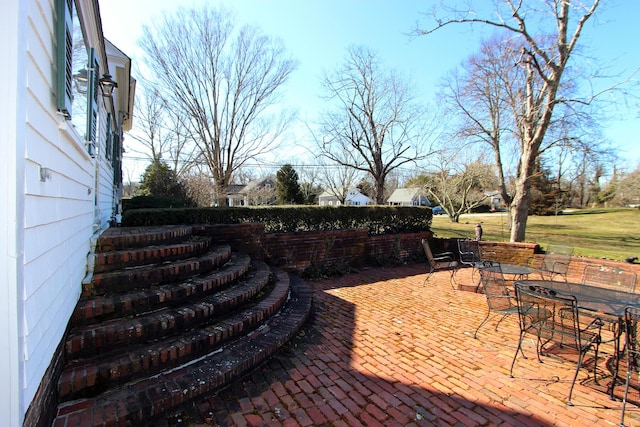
[0, 1, 130, 424]
[0, 2, 26, 424]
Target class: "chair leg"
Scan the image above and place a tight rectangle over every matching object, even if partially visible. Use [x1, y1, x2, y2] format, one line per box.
[493, 314, 510, 332]
[474, 309, 491, 339]
[567, 341, 600, 406]
[423, 267, 434, 286]
[449, 268, 458, 290]
[610, 322, 625, 399]
[567, 350, 588, 406]
[510, 332, 526, 377]
[621, 356, 633, 427]
[471, 266, 481, 292]
[591, 339, 601, 386]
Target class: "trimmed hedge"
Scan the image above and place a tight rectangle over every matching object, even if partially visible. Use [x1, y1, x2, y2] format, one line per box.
[121, 205, 433, 236]
[123, 196, 190, 210]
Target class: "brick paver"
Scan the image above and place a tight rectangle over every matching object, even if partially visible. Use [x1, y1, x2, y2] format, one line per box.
[173, 264, 640, 426]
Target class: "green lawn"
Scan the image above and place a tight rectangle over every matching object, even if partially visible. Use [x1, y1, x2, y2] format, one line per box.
[430, 208, 640, 261]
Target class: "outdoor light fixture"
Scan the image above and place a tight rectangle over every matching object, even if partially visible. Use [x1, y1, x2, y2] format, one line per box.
[72, 68, 89, 94]
[99, 73, 117, 98]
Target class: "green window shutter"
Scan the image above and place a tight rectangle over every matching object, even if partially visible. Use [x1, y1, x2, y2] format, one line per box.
[112, 132, 120, 167]
[105, 113, 112, 160]
[55, 0, 73, 119]
[112, 133, 122, 185]
[86, 48, 99, 156]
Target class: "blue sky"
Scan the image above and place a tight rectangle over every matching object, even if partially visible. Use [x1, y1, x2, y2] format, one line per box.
[100, 0, 639, 179]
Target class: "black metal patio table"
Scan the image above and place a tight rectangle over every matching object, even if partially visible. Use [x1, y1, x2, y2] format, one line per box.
[514, 279, 640, 399]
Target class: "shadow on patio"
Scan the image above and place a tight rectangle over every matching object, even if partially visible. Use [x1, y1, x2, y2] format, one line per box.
[175, 265, 640, 426]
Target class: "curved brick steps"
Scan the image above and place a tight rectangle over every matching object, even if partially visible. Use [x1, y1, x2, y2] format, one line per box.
[71, 252, 252, 327]
[58, 265, 292, 401]
[65, 260, 271, 359]
[93, 236, 213, 273]
[51, 225, 312, 427]
[53, 271, 312, 427]
[84, 245, 232, 296]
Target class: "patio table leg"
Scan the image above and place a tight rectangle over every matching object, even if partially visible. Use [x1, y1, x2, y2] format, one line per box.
[608, 318, 625, 400]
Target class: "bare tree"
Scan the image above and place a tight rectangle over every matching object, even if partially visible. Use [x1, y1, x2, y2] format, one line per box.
[129, 87, 171, 162]
[181, 168, 215, 207]
[297, 166, 323, 205]
[414, 153, 497, 222]
[130, 86, 200, 177]
[317, 45, 434, 204]
[316, 154, 363, 205]
[439, 35, 522, 217]
[612, 164, 640, 207]
[140, 6, 297, 206]
[417, 0, 601, 241]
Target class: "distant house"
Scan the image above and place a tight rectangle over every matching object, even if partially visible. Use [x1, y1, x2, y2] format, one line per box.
[226, 184, 248, 206]
[1, 1, 135, 424]
[318, 188, 374, 206]
[226, 177, 276, 206]
[387, 188, 431, 206]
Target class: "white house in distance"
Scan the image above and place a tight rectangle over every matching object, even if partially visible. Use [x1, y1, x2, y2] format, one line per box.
[0, 1, 134, 425]
[387, 187, 431, 206]
[318, 188, 374, 206]
[227, 177, 277, 206]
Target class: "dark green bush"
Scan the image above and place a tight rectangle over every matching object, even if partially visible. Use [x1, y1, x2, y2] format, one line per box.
[123, 196, 190, 210]
[121, 205, 433, 236]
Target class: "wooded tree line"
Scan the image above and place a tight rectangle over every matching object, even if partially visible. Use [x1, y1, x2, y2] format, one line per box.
[128, 1, 638, 242]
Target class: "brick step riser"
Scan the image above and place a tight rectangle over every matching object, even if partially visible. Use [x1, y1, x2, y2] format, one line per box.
[94, 237, 213, 274]
[83, 246, 232, 297]
[53, 271, 312, 427]
[95, 226, 194, 252]
[71, 253, 252, 327]
[64, 262, 272, 359]
[57, 272, 291, 402]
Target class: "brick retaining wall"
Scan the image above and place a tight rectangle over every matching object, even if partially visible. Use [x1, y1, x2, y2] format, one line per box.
[194, 224, 640, 278]
[195, 224, 433, 273]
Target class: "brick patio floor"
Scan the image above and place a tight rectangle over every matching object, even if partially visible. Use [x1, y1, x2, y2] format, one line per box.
[168, 264, 640, 426]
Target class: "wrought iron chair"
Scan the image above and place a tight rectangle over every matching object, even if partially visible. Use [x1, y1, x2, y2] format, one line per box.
[511, 283, 602, 406]
[620, 305, 640, 427]
[527, 244, 573, 282]
[580, 265, 638, 393]
[421, 238, 458, 289]
[457, 238, 497, 290]
[474, 264, 519, 339]
[582, 264, 637, 292]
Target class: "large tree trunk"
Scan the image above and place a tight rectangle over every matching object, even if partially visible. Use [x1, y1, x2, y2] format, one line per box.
[214, 180, 227, 207]
[375, 178, 385, 205]
[510, 140, 538, 242]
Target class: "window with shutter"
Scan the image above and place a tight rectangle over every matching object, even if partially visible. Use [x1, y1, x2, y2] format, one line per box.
[86, 48, 99, 156]
[55, 0, 73, 118]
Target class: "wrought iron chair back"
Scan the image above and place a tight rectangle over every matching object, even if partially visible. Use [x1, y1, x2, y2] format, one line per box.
[511, 283, 602, 406]
[421, 239, 458, 288]
[578, 265, 637, 383]
[457, 239, 496, 290]
[541, 244, 573, 281]
[527, 244, 573, 282]
[582, 264, 637, 292]
[473, 265, 519, 338]
[458, 238, 482, 266]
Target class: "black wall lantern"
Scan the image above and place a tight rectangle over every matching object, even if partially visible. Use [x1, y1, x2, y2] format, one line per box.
[99, 73, 118, 98]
